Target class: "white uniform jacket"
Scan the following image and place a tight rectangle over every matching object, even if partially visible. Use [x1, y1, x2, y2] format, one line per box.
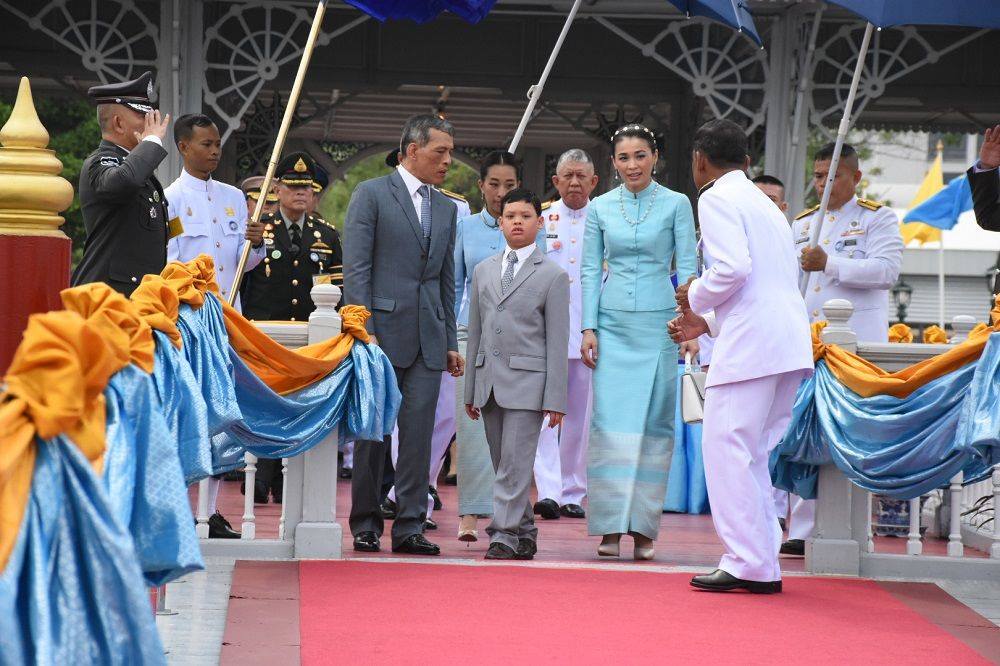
[543, 198, 588, 359]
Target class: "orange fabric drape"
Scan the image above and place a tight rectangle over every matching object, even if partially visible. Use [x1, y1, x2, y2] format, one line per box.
[813, 297, 1000, 399]
[0, 312, 123, 570]
[922, 325, 949, 344]
[888, 323, 914, 343]
[61, 284, 156, 373]
[130, 275, 183, 348]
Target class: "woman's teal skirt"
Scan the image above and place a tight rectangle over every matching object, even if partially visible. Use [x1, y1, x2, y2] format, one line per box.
[587, 308, 677, 538]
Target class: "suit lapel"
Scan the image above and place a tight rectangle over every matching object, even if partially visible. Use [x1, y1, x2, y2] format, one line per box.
[497, 248, 542, 304]
[388, 170, 425, 246]
[428, 190, 449, 259]
[488, 254, 504, 301]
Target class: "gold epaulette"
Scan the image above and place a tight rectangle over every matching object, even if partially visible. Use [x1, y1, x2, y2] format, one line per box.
[308, 213, 338, 230]
[439, 188, 467, 203]
[857, 198, 884, 211]
[794, 204, 820, 221]
[541, 200, 554, 211]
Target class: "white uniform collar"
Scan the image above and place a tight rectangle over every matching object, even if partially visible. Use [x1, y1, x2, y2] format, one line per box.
[554, 198, 589, 218]
[716, 169, 748, 187]
[179, 168, 214, 194]
[396, 164, 427, 197]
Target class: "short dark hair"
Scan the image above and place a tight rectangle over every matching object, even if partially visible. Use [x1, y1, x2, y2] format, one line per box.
[174, 113, 216, 145]
[499, 187, 541, 216]
[814, 142, 859, 170]
[752, 174, 785, 190]
[479, 150, 522, 181]
[612, 124, 658, 153]
[400, 114, 454, 155]
[692, 119, 748, 169]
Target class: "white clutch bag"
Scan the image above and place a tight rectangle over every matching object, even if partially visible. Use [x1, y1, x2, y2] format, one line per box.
[681, 353, 707, 425]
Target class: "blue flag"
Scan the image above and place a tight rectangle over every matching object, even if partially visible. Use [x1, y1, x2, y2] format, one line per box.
[344, 1, 497, 23]
[902, 174, 973, 230]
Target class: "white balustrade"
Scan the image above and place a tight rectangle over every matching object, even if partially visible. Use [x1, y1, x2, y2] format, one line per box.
[810, 300, 1000, 580]
[195, 478, 210, 538]
[240, 454, 257, 541]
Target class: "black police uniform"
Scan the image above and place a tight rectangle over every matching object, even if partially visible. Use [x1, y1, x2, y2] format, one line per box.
[71, 72, 171, 296]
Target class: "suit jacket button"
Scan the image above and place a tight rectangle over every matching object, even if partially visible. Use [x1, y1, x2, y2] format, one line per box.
[497, 305, 503, 311]
[495, 328, 502, 334]
[492, 350, 500, 357]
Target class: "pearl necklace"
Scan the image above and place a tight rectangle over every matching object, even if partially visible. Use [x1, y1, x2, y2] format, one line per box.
[618, 184, 659, 226]
[480, 210, 499, 229]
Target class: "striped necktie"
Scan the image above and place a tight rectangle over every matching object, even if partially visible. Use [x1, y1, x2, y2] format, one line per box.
[418, 185, 432, 247]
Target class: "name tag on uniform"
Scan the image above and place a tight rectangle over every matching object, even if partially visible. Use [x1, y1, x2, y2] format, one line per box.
[546, 233, 558, 239]
[795, 235, 809, 245]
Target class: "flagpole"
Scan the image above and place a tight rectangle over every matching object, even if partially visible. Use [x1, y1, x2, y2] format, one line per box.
[935, 140, 946, 328]
[227, 0, 328, 305]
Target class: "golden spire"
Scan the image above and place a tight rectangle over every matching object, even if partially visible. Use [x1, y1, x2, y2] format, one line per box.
[935, 139, 944, 158]
[0, 77, 74, 237]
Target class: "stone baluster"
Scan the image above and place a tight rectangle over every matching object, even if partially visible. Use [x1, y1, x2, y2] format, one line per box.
[948, 472, 964, 557]
[949, 315, 976, 344]
[810, 299, 863, 575]
[278, 457, 289, 540]
[195, 478, 210, 538]
[906, 498, 922, 556]
[241, 454, 257, 540]
[992, 466, 1000, 559]
[293, 283, 344, 558]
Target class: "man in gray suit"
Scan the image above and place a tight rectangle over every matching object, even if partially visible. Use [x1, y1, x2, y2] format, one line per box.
[343, 114, 464, 555]
[464, 189, 570, 560]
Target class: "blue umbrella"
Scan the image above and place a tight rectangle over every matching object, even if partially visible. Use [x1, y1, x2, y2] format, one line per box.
[669, 1, 762, 46]
[800, 1, 1000, 294]
[344, 0, 497, 23]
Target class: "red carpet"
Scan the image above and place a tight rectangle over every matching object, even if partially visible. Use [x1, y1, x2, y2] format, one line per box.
[297, 561, 994, 665]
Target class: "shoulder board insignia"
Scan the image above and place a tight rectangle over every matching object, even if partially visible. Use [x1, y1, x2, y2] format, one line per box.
[857, 198, 884, 211]
[438, 188, 467, 203]
[794, 205, 820, 221]
[541, 200, 554, 211]
[99, 156, 121, 166]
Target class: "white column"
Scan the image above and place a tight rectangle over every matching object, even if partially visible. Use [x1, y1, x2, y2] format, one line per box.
[949, 315, 976, 343]
[294, 283, 344, 558]
[195, 478, 210, 538]
[906, 497, 922, 556]
[808, 299, 862, 576]
[241, 454, 257, 540]
[948, 472, 965, 557]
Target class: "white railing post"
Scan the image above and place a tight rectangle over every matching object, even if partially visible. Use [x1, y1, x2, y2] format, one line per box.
[948, 472, 965, 557]
[809, 299, 862, 575]
[907, 498, 922, 556]
[241, 454, 257, 540]
[949, 315, 976, 344]
[294, 283, 344, 559]
[195, 478, 210, 538]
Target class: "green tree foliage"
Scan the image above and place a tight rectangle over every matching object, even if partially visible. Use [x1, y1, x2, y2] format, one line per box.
[0, 95, 100, 265]
[317, 154, 481, 234]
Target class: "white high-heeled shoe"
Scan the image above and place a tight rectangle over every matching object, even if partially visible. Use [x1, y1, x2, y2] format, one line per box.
[597, 534, 621, 557]
[457, 516, 478, 543]
[632, 533, 655, 560]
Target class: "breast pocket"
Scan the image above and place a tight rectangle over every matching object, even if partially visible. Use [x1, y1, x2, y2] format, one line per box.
[834, 234, 867, 260]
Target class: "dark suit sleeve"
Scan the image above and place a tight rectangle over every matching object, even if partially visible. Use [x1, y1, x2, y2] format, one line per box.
[542, 270, 570, 414]
[968, 165, 1000, 232]
[441, 205, 458, 352]
[89, 140, 167, 200]
[343, 182, 378, 335]
[464, 265, 482, 406]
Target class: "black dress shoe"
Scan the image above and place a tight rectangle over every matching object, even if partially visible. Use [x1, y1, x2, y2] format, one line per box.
[533, 498, 560, 520]
[353, 531, 381, 552]
[392, 534, 441, 555]
[515, 538, 537, 560]
[780, 539, 805, 556]
[443, 473, 457, 486]
[424, 518, 438, 530]
[484, 542, 517, 560]
[429, 486, 443, 511]
[208, 512, 240, 539]
[690, 569, 782, 594]
[339, 467, 353, 479]
[560, 503, 586, 519]
[271, 485, 282, 504]
[239, 479, 270, 504]
[778, 517, 787, 532]
[381, 498, 397, 520]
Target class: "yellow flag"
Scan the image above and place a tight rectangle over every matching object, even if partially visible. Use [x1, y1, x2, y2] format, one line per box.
[900, 152, 944, 246]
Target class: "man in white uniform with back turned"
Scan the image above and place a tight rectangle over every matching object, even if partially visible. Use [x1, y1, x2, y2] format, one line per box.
[532, 149, 598, 520]
[781, 142, 902, 556]
[670, 119, 813, 593]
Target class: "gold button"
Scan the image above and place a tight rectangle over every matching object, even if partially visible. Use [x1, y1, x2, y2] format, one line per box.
[293, 260, 299, 267]
[569, 277, 574, 283]
[569, 258, 576, 264]
[823, 239, 830, 245]
[812, 310, 819, 317]
[292, 279, 299, 286]
[292, 298, 298, 305]
[216, 242, 221, 248]
[131, 276, 138, 283]
[814, 285, 821, 292]
[213, 218, 217, 224]
[571, 238, 577, 244]
[219, 266, 224, 272]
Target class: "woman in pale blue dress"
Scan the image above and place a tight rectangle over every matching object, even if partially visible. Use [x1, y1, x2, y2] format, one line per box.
[580, 124, 698, 560]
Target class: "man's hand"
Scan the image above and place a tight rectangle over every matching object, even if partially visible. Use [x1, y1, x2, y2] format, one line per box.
[246, 218, 265, 247]
[135, 110, 170, 143]
[465, 404, 480, 420]
[679, 339, 700, 360]
[447, 351, 465, 377]
[675, 276, 696, 311]
[544, 411, 564, 429]
[980, 124, 1000, 170]
[800, 245, 828, 272]
[668, 310, 709, 344]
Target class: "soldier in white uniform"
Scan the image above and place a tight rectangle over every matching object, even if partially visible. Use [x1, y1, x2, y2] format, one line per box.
[532, 149, 599, 520]
[782, 142, 903, 555]
[165, 113, 265, 538]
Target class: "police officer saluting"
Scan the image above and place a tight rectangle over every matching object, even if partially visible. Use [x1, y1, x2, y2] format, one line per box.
[240, 152, 343, 321]
[72, 71, 172, 295]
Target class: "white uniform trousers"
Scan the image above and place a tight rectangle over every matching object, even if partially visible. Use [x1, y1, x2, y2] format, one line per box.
[787, 496, 816, 541]
[388, 372, 456, 519]
[773, 487, 789, 522]
[533, 359, 592, 505]
[703, 370, 806, 582]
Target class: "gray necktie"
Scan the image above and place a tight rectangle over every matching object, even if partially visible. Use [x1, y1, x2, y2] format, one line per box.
[418, 185, 432, 246]
[501, 251, 519, 294]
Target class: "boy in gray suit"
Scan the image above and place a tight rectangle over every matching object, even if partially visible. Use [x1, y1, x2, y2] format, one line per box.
[464, 189, 570, 560]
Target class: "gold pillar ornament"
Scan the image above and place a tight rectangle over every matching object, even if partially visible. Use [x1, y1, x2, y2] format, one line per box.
[0, 77, 74, 237]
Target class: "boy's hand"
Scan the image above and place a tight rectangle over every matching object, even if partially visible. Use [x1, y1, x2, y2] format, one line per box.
[544, 411, 564, 428]
[465, 404, 480, 420]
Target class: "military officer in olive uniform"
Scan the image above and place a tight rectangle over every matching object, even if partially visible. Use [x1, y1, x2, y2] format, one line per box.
[72, 72, 173, 295]
[240, 152, 343, 322]
[782, 142, 903, 556]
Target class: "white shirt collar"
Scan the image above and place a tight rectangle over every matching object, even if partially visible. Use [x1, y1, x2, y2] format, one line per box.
[179, 168, 213, 193]
[396, 164, 426, 196]
[503, 243, 536, 265]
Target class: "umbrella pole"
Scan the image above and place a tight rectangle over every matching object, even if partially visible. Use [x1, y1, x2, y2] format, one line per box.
[227, 0, 328, 306]
[799, 21, 875, 296]
[508, 0, 583, 153]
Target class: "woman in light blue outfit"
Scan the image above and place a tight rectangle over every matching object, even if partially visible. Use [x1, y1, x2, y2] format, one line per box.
[580, 124, 698, 560]
[453, 150, 544, 542]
